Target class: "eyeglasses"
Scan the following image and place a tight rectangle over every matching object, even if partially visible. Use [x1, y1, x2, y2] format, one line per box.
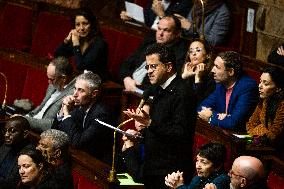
[229, 169, 249, 180]
[188, 47, 203, 55]
[145, 64, 159, 71]
[2, 127, 18, 135]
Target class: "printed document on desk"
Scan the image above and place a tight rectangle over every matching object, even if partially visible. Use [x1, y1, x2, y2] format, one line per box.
[125, 1, 145, 23]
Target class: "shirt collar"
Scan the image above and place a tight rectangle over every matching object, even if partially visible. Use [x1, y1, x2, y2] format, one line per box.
[160, 73, 176, 89]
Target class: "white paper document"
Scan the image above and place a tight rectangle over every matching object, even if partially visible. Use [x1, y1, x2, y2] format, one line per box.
[95, 119, 143, 138]
[125, 1, 145, 23]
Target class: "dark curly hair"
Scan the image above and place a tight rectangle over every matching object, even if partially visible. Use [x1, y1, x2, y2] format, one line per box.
[145, 43, 176, 70]
[263, 67, 284, 127]
[197, 142, 227, 170]
[217, 51, 243, 78]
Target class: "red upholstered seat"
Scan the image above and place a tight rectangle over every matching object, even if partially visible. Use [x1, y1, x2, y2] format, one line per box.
[0, 59, 28, 104]
[101, 26, 143, 81]
[0, 3, 33, 51]
[267, 171, 284, 189]
[31, 11, 72, 58]
[21, 67, 48, 107]
[72, 170, 103, 189]
[193, 133, 233, 171]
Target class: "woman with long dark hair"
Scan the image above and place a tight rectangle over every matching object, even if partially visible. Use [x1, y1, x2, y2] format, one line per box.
[55, 8, 109, 80]
[246, 67, 284, 155]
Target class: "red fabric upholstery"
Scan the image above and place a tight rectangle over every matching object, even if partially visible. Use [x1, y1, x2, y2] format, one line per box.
[134, 0, 148, 8]
[267, 171, 284, 189]
[0, 3, 33, 51]
[21, 67, 48, 107]
[31, 11, 72, 58]
[0, 59, 28, 104]
[72, 170, 103, 189]
[101, 26, 143, 81]
[245, 68, 261, 84]
[193, 133, 233, 171]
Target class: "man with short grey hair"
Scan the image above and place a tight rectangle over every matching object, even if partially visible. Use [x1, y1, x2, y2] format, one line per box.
[53, 71, 113, 163]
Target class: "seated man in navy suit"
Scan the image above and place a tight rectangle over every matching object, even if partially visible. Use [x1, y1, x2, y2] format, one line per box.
[198, 51, 258, 131]
[53, 71, 113, 163]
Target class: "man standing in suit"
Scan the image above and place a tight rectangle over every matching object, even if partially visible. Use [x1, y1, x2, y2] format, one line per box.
[53, 71, 113, 163]
[198, 51, 258, 131]
[123, 43, 196, 188]
[24, 57, 75, 133]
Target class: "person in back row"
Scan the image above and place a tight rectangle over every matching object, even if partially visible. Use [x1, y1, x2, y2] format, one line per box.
[55, 8, 109, 80]
[23, 57, 75, 133]
[198, 51, 258, 131]
[174, 0, 231, 46]
[120, 0, 191, 30]
[120, 14, 188, 92]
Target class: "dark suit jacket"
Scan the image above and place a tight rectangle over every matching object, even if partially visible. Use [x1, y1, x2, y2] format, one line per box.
[144, 0, 192, 27]
[144, 76, 196, 178]
[54, 101, 113, 163]
[0, 142, 34, 187]
[267, 43, 284, 67]
[198, 74, 259, 130]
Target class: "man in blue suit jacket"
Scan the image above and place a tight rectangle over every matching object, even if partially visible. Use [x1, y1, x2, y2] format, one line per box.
[198, 51, 258, 131]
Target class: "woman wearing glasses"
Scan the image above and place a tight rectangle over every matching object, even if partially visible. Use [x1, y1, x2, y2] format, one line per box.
[182, 39, 215, 104]
[165, 142, 230, 189]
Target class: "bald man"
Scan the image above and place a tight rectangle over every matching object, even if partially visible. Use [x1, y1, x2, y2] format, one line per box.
[204, 156, 268, 189]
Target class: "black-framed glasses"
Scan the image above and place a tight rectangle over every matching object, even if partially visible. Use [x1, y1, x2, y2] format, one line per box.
[145, 64, 159, 70]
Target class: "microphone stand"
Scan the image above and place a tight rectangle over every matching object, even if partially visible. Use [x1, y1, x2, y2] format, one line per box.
[0, 72, 7, 115]
[199, 0, 205, 41]
[108, 118, 133, 182]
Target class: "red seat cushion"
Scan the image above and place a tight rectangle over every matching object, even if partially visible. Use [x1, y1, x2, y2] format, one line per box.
[267, 171, 284, 189]
[0, 59, 28, 104]
[72, 170, 103, 189]
[21, 67, 48, 107]
[31, 11, 72, 58]
[0, 3, 33, 51]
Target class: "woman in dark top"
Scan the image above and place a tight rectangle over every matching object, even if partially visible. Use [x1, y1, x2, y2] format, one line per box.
[55, 8, 109, 80]
[16, 148, 73, 189]
[165, 143, 230, 189]
[182, 39, 215, 105]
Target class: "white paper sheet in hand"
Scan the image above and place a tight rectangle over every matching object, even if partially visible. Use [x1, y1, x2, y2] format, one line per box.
[95, 119, 143, 139]
[125, 1, 145, 23]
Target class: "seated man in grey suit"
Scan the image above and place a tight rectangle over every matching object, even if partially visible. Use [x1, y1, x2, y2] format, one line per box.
[23, 57, 75, 133]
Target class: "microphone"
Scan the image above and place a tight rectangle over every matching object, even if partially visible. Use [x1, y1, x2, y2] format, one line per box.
[137, 89, 151, 111]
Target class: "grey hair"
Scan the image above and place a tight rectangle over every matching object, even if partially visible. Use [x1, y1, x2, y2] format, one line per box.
[50, 56, 73, 76]
[40, 129, 70, 149]
[76, 71, 102, 92]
